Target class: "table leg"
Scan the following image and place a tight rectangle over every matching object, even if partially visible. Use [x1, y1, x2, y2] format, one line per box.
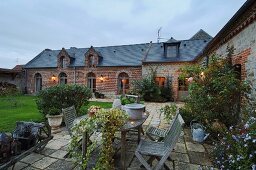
[82, 132, 88, 158]
[121, 130, 127, 170]
[138, 126, 142, 144]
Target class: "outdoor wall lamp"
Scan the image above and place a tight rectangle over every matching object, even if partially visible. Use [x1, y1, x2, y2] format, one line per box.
[99, 75, 104, 82]
[51, 75, 57, 82]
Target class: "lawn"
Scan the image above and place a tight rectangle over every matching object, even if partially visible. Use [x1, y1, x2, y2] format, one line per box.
[0, 95, 112, 132]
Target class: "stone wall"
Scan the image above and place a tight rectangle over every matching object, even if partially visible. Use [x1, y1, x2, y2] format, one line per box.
[142, 62, 192, 101]
[26, 66, 142, 97]
[212, 21, 256, 94]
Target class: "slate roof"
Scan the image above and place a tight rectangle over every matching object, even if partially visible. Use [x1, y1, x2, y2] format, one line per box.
[143, 39, 211, 63]
[190, 29, 213, 40]
[24, 30, 212, 68]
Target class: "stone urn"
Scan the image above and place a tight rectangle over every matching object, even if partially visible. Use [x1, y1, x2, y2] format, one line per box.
[123, 103, 145, 120]
[46, 114, 63, 133]
[112, 99, 122, 109]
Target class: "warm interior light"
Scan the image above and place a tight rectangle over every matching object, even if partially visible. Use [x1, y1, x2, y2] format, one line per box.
[51, 75, 56, 82]
[100, 75, 104, 82]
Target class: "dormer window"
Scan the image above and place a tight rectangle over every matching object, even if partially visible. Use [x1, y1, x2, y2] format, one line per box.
[89, 55, 96, 67]
[85, 46, 100, 68]
[167, 45, 178, 58]
[57, 48, 70, 68]
[163, 37, 180, 58]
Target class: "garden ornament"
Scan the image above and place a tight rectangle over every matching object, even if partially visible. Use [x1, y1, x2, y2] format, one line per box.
[190, 120, 209, 143]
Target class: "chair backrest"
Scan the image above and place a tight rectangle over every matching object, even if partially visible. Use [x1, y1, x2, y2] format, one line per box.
[164, 113, 184, 149]
[62, 106, 77, 135]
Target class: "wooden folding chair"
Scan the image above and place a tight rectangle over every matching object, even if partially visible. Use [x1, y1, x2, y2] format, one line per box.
[135, 114, 184, 170]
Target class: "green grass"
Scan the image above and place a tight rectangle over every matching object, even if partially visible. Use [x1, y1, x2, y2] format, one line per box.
[0, 95, 42, 132]
[0, 95, 112, 132]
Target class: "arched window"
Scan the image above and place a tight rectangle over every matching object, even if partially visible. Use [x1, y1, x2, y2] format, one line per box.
[60, 56, 65, 68]
[118, 72, 129, 94]
[87, 72, 96, 92]
[59, 72, 67, 84]
[34, 73, 42, 93]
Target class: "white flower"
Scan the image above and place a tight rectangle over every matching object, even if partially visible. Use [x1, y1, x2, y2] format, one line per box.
[252, 164, 256, 170]
[244, 123, 249, 129]
[252, 139, 256, 143]
[249, 154, 253, 158]
[229, 126, 233, 130]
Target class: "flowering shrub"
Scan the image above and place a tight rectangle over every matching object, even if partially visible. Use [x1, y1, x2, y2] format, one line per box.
[69, 108, 128, 169]
[213, 117, 256, 170]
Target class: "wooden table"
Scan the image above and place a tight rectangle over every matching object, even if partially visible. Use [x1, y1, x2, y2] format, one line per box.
[120, 112, 149, 170]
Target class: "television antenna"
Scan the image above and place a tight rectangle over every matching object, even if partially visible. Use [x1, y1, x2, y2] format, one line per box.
[157, 27, 167, 43]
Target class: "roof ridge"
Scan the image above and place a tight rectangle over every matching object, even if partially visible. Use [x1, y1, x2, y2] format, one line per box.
[190, 29, 212, 40]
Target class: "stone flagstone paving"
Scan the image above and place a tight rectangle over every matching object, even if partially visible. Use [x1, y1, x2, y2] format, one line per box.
[8, 101, 216, 170]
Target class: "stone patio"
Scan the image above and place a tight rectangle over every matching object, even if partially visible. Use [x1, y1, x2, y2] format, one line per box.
[8, 101, 216, 170]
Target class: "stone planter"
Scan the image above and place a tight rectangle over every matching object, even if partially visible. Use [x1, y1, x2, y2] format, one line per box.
[123, 103, 145, 120]
[46, 114, 63, 133]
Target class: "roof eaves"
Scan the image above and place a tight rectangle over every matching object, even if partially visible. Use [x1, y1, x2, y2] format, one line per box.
[203, 0, 255, 54]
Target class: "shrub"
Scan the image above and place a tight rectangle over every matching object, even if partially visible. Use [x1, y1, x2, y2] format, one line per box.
[0, 82, 21, 96]
[132, 69, 173, 102]
[120, 95, 136, 105]
[179, 107, 196, 126]
[48, 107, 61, 116]
[180, 55, 249, 128]
[132, 74, 161, 102]
[36, 84, 92, 117]
[160, 76, 174, 101]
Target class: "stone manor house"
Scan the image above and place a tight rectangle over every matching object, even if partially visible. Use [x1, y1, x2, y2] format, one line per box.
[23, 0, 256, 101]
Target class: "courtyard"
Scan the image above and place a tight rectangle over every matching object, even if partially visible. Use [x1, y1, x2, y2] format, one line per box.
[6, 101, 215, 170]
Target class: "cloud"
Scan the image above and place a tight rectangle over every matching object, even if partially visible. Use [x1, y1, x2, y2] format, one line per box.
[0, 0, 246, 68]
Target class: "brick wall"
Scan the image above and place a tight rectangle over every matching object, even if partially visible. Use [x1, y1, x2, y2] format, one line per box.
[142, 62, 192, 101]
[26, 66, 142, 97]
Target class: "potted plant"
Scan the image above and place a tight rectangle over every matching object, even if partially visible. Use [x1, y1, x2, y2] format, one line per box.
[46, 107, 63, 132]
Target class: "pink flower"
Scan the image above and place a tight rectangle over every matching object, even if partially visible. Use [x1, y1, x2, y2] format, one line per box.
[188, 77, 193, 83]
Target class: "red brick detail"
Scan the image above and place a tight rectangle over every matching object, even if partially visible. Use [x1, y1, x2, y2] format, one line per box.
[26, 67, 142, 95]
[232, 48, 251, 80]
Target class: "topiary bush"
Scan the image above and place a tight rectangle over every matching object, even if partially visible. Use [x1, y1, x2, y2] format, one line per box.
[36, 84, 92, 117]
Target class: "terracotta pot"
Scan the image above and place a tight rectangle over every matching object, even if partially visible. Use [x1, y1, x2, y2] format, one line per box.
[46, 114, 63, 131]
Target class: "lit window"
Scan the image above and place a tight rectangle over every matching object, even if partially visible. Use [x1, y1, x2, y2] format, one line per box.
[155, 77, 166, 87]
